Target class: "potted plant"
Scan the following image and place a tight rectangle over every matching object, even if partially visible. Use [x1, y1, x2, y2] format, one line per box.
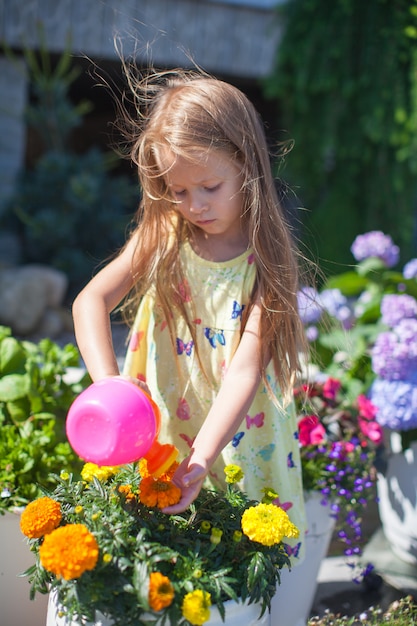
[295, 376, 382, 560]
[270, 373, 383, 625]
[297, 230, 417, 567]
[0, 324, 89, 626]
[20, 462, 299, 626]
[367, 290, 417, 564]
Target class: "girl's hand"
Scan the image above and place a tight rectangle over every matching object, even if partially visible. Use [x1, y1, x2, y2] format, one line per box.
[161, 456, 208, 514]
[107, 374, 152, 397]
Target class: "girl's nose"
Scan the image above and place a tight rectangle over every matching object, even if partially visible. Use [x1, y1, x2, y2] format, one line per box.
[189, 192, 208, 214]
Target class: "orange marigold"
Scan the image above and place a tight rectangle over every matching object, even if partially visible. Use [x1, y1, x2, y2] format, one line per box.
[148, 571, 175, 611]
[39, 524, 99, 580]
[139, 476, 181, 508]
[20, 497, 62, 538]
[118, 484, 137, 503]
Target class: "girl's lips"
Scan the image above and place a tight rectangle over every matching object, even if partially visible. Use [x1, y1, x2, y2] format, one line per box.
[197, 219, 216, 225]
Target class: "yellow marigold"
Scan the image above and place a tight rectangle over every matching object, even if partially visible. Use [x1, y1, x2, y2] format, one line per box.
[241, 503, 299, 547]
[81, 463, 119, 482]
[138, 458, 150, 478]
[139, 476, 181, 509]
[224, 464, 244, 484]
[39, 524, 99, 580]
[148, 572, 175, 611]
[139, 458, 179, 480]
[20, 497, 62, 539]
[182, 589, 211, 626]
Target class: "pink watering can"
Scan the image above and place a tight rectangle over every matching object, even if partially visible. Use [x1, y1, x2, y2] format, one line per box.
[66, 377, 178, 478]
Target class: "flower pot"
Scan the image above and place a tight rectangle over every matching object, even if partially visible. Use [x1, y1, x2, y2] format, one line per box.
[47, 590, 270, 625]
[377, 437, 417, 565]
[270, 492, 336, 626]
[0, 510, 49, 626]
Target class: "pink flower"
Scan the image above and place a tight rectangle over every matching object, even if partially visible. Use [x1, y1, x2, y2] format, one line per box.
[298, 415, 326, 446]
[322, 377, 341, 400]
[359, 419, 383, 445]
[357, 395, 377, 420]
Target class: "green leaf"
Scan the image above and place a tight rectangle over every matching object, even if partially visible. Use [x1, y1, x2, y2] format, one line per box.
[0, 337, 27, 375]
[325, 271, 370, 296]
[0, 374, 30, 401]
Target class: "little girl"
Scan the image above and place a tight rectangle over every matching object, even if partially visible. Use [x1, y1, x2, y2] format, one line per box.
[72, 67, 307, 562]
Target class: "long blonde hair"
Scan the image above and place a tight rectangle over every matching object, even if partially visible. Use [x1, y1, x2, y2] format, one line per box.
[117, 66, 308, 405]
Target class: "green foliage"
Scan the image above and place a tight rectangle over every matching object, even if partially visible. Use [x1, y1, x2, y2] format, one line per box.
[9, 148, 137, 290]
[265, 0, 417, 272]
[0, 325, 89, 511]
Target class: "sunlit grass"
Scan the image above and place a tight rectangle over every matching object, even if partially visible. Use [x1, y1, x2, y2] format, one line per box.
[308, 596, 417, 625]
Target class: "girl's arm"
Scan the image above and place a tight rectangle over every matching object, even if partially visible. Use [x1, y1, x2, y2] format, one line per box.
[163, 302, 266, 513]
[72, 236, 138, 382]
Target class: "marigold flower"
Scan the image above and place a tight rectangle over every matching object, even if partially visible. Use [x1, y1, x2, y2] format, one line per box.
[224, 464, 244, 484]
[20, 497, 62, 539]
[118, 484, 137, 503]
[241, 503, 299, 546]
[182, 589, 211, 625]
[148, 572, 175, 611]
[39, 524, 99, 580]
[81, 463, 119, 482]
[139, 458, 150, 478]
[139, 476, 181, 508]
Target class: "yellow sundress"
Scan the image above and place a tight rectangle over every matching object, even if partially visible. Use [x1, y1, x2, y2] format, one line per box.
[123, 240, 306, 561]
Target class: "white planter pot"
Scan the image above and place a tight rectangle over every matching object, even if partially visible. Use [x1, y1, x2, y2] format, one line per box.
[0, 509, 49, 626]
[47, 589, 270, 625]
[377, 439, 417, 565]
[270, 492, 336, 626]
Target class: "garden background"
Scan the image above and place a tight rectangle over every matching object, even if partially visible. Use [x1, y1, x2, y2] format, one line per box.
[1, 0, 416, 311]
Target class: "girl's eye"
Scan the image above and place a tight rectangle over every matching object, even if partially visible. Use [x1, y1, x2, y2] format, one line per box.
[173, 190, 186, 198]
[204, 184, 220, 192]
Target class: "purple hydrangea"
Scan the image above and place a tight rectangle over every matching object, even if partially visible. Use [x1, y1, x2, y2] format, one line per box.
[371, 318, 417, 380]
[350, 231, 399, 268]
[403, 258, 417, 279]
[319, 288, 355, 329]
[380, 294, 417, 328]
[297, 286, 323, 324]
[368, 377, 417, 431]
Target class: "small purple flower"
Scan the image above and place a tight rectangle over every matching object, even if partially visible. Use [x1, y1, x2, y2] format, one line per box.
[351, 231, 399, 267]
[320, 288, 355, 328]
[403, 259, 417, 279]
[380, 293, 417, 328]
[305, 325, 319, 342]
[297, 286, 323, 324]
[369, 378, 417, 431]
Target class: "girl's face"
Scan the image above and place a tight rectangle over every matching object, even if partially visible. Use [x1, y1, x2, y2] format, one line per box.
[164, 150, 246, 249]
